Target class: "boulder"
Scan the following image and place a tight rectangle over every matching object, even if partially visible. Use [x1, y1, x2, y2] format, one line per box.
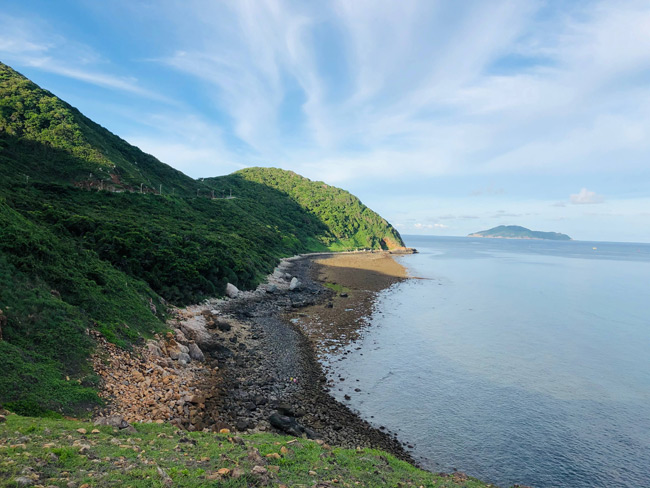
[225, 283, 239, 298]
[216, 320, 231, 332]
[146, 341, 163, 357]
[188, 343, 205, 362]
[180, 322, 214, 349]
[177, 352, 191, 364]
[174, 329, 189, 344]
[94, 415, 136, 433]
[289, 277, 301, 291]
[269, 412, 319, 439]
[266, 284, 279, 294]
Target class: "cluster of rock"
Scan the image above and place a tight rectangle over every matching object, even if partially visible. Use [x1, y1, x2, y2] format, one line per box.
[91, 329, 220, 431]
[91, 258, 307, 432]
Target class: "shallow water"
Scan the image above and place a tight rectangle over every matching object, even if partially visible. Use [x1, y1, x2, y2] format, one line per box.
[324, 236, 650, 488]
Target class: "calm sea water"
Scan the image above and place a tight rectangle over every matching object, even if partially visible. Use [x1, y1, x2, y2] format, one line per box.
[324, 236, 650, 488]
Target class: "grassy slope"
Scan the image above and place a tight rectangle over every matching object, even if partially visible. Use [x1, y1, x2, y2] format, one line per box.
[0, 414, 492, 488]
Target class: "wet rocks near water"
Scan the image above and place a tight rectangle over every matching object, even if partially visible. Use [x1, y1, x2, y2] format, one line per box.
[207, 256, 412, 462]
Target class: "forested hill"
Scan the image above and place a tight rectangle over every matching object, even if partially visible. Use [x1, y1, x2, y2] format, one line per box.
[0, 62, 404, 416]
[0, 62, 198, 194]
[205, 167, 405, 251]
[468, 225, 572, 240]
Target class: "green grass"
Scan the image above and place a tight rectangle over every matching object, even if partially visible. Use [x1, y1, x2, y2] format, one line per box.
[0, 414, 494, 488]
[323, 282, 351, 294]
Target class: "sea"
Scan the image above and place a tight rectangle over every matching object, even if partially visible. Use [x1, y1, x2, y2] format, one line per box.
[323, 235, 650, 488]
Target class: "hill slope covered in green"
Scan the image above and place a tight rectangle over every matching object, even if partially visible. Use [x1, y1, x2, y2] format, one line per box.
[468, 225, 571, 240]
[0, 62, 404, 415]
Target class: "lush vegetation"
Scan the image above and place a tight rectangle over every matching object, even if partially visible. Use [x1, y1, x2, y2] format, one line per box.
[0, 62, 404, 415]
[0, 414, 492, 488]
[469, 225, 572, 241]
[0, 62, 198, 194]
[207, 167, 405, 250]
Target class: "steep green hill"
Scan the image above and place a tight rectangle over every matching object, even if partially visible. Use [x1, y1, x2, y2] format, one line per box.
[0, 62, 404, 415]
[469, 225, 571, 240]
[0, 62, 198, 194]
[204, 167, 406, 251]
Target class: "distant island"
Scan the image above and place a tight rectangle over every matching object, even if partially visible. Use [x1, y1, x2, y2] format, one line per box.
[468, 225, 572, 241]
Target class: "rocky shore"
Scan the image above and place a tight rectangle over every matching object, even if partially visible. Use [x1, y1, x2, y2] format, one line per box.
[93, 251, 413, 463]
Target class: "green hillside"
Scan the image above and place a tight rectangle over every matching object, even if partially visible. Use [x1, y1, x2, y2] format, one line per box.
[469, 225, 571, 240]
[0, 62, 198, 194]
[204, 167, 406, 251]
[0, 62, 404, 415]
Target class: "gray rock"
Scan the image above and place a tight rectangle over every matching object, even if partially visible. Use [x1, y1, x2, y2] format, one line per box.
[188, 343, 205, 362]
[178, 344, 189, 354]
[216, 320, 232, 332]
[289, 277, 301, 291]
[174, 329, 189, 344]
[145, 341, 163, 357]
[177, 352, 191, 364]
[269, 412, 318, 438]
[266, 284, 279, 294]
[180, 322, 214, 349]
[94, 415, 136, 432]
[13, 477, 34, 487]
[226, 283, 239, 298]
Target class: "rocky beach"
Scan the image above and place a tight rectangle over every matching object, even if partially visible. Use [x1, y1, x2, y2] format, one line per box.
[92, 251, 415, 463]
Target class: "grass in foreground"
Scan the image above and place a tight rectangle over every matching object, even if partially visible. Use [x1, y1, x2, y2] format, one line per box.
[0, 414, 493, 487]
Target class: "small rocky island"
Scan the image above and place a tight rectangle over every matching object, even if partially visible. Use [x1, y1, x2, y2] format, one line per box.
[468, 225, 572, 240]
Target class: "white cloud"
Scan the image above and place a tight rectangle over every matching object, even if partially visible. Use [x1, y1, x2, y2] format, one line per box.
[570, 188, 605, 205]
[414, 223, 448, 230]
[0, 14, 170, 102]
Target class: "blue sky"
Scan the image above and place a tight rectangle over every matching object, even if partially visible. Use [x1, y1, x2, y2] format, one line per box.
[1, 1, 650, 242]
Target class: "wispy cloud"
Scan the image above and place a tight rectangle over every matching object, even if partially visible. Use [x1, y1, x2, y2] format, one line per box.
[0, 14, 170, 102]
[570, 188, 605, 205]
[144, 0, 650, 183]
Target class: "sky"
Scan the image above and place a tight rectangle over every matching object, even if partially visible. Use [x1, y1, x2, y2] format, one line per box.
[1, 1, 650, 243]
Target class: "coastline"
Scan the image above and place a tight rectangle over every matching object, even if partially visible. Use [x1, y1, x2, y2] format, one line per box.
[207, 251, 413, 461]
[92, 250, 415, 463]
